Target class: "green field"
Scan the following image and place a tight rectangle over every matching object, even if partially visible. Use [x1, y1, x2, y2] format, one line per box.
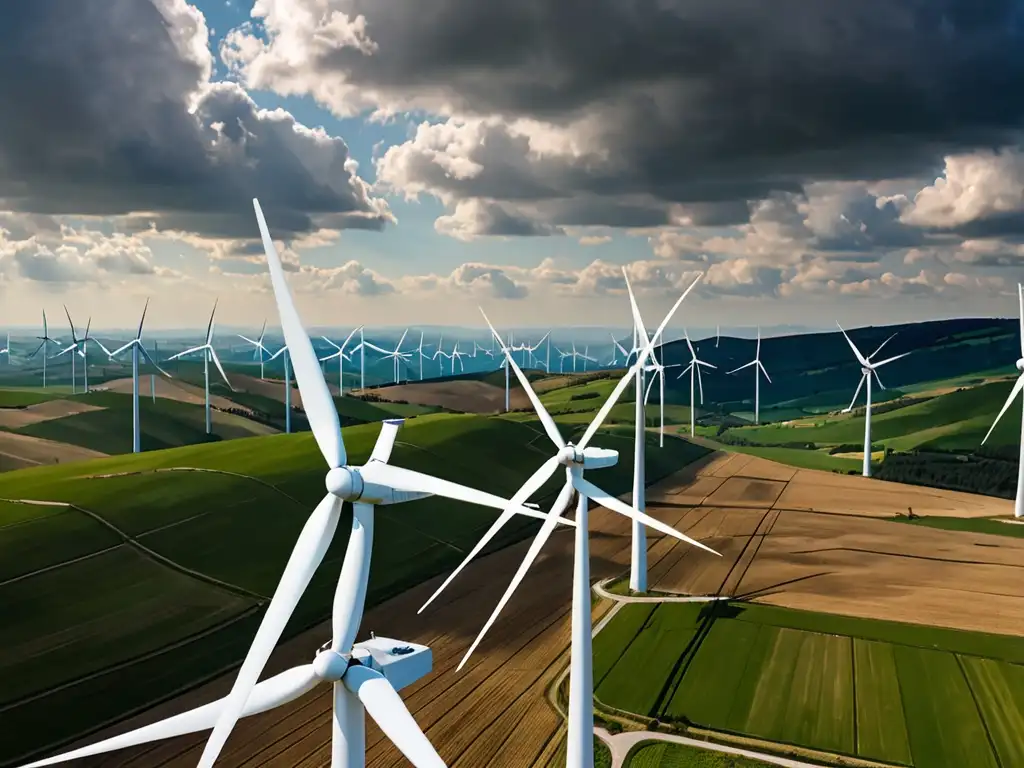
[0, 412, 710, 765]
[594, 601, 1024, 767]
[892, 515, 1024, 539]
[625, 741, 777, 767]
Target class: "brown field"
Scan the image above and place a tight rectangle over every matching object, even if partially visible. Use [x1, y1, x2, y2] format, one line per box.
[362, 380, 532, 413]
[100, 377, 242, 412]
[0, 430, 108, 470]
[0, 399, 104, 429]
[32, 447, 1024, 767]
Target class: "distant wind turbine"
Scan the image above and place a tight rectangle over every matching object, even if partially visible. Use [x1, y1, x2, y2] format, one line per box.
[29, 310, 61, 388]
[321, 327, 361, 395]
[677, 331, 716, 437]
[983, 283, 1024, 518]
[837, 323, 910, 478]
[167, 300, 232, 434]
[239, 321, 271, 379]
[726, 327, 771, 425]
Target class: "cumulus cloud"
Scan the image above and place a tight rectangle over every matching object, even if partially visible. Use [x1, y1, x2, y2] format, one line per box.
[224, 0, 1024, 239]
[0, 0, 391, 243]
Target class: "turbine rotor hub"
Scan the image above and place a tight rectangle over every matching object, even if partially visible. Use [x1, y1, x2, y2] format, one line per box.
[861, 366, 872, 376]
[312, 649, 351, 682]
[556, 444, 583, 466]
[1016, 358, 1024, 373]
[326, 467, 362, 500]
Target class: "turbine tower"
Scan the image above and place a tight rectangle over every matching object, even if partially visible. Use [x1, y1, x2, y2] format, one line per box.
[678, 331, 716, 437]
[365, 331, 411, 384]
[0, 333, 10, 364]
[418, 283, 717, 768]
[167, 301, 232, 434]
[108, 300, 171, 453]
[726, 327, 771, 425]
[29, 310, 61, 388]
[268, 344, 293, 433]
[239, 321, 271, 379]
[983, 283, 1024, 518]
[321, 327, 362, 395]
[643, 349, 683, 447]
[837, 323, 910, 478]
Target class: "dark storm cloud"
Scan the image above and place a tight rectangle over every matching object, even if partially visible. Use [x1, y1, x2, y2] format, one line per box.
[0, 0, 389, 239]
[232, 0, 1024, 207]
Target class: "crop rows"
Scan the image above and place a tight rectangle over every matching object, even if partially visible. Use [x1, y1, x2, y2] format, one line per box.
[594, 601, 1024, 767]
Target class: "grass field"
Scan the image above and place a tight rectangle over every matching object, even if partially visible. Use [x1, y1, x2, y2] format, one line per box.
[0, 412, 710, 765]
[624, 740, 777, 767]
[892, 515, 1024, 539]
[594, 600, 1024, 767]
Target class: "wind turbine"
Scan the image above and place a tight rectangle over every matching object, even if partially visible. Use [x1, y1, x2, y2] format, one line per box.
[982, 283, 1024, 518]
[239, 321, 271, 379]
[678, 331, 716, 437]
[70, 198, 562, 768]
[432, 338, 452, 377]
[726, 327, 771, 425]
[643, 351, 683, 447]
[837, 323, 910, 478]
[269, 344, 293, 433]
[365, 331, 411, 384]
[417, 280, 718, 768]
[108, 300, 171, 454]
[451, 341, 469, 374]
[524, 332, 551, 373]
[29, 311, 61, 388]
[716, 324, 720, 348]
[415, 332, 432, 380]
[321, 327, 362, 394]
[55, 306, 88, 394]
[167, 301, 232, 434]
[0, 333, 10, 364]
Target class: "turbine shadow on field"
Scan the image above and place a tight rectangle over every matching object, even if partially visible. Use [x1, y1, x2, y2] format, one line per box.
[730, 571, 834, 601]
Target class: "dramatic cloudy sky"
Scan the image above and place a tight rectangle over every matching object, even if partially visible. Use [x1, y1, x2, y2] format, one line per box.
[1, 0, 1023, 332]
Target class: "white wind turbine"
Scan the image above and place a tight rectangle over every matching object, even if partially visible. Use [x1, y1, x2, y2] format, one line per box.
[28, 310, 61, 388]
[415, 332, 432, 380]
[321, 327, 362, 395]
[432, 337, 452, 376]
[365, 331, 411, 384]
[524, 331, 551, 372]
[643, 350, 683, 447]
[982, 283, 1024, 518]
[239, 321, 271, 379]
[677, 331, 716, 437]
[14, 201, 557, 768]
[451, 341, 469, 373]
[55, 306, 88, 395]
[418, 285, 718, 768]
[268, 344, 294, 433]
[167, 301, 232, 434]
[837, 322, 910, 478]
[726, 327, 771, 425]
[0, 333, 10, 364]
[108, 300, 171, 454]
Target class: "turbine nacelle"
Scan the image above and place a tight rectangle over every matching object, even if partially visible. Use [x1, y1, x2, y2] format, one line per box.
[555, 443, 619, 469]
[325, 466, 433, 506]
[1016, 358, 1024, 373]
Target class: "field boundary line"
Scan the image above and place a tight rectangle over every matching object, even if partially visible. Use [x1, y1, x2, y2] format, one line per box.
[0, 542, 124, 588]
[787, 545, 1024, 569]
[78, 466, 307, 509]
[954, 653, 1004, 768]
[0, 497, 268, 601]
[0, 605, 262, 719]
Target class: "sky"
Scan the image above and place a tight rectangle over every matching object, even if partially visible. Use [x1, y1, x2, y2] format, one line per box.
[1, 0, 1023, 334]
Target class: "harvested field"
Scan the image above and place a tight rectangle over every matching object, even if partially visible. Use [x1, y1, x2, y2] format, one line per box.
[19, 447, 1023, 767]
[0, 430, 108, 467]
[364, 379, 532, 413]
[98, 377, 241, 411]
[0, 399, 105, 429]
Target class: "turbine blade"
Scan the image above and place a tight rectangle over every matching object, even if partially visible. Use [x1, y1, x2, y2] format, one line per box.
[872, 351, 911, 368]
[836, 322, 870, 367]
[253, 198, 346, 468]
[696, 362, 705, 404]
[238, 334, 257, 345]
[344, 667, 446, 768]
[983, 374, 1024, 444]
[457, 480, 574, 670]
[758, 360, 772, 384]
[18, 666, 318, 768]
[269, 346, 287, 361]
[578, 273, 702, 449]
[868, 332, 898, 360]
[321, 335, 342, 351]
[208, 349, 233, 391]
[360, 462, 553, 523]
[872, 368, 885, 391]
[844, 374, 866, 413]
[573, 476, 720, 556]
[622, 270, 649, 346]
[136, 298, 149, 340]
[1019, 283, 1024, 358]
[110, 340, 135, 357]
[480, 308, 565, 448]
[369, 420, 402, 464]
[418, 455, 563, 614]
[91, 339, 113, 358]
[194, 494, 342, 768]
[168, 345, 205, 361]
[138, 345, 172, 378]
[643, 371, 658, 404]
